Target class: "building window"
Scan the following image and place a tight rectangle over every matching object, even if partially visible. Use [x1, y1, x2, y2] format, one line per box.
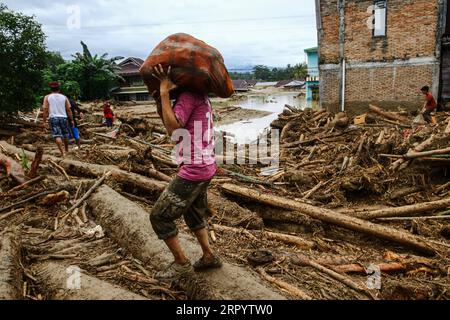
[373, 0, 387, 37]
[136, 93, 149, 101]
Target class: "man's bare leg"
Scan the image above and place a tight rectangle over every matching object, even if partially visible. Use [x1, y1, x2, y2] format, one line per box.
[55, 138, 65, 157]
[164, 235, 189, 265]
[63, 138, 69, 153]
[193, 228, 214, 260]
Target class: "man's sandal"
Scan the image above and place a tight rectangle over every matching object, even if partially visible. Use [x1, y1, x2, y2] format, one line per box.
[193, 255, 223, 272]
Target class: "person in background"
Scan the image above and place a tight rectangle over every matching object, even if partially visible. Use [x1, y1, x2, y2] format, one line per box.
[103, 101, 114, 127]
[68, 96, 84, 150]
[420, 86, 437, 124]
[42, 82, 74, 158]
[149, 64, 221, 282]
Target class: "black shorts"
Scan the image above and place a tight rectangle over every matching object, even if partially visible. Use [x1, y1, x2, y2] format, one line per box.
[150, 176, 211, 240]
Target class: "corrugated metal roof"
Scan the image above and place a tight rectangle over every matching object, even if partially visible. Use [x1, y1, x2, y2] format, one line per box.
[255, 81, 278, 87]
[118, 57, 145, 76]
[232, 80, 249, 91]
[284, 80, 305, 87]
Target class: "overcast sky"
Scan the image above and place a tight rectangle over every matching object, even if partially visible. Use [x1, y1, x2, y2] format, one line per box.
[4, 0, 318, 69]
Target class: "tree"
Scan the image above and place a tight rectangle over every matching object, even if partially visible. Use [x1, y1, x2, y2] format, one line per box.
[45, 51, 65, 75]
[0, 4, 47, 113]
[253, 65, 272, 81]
[65, 41, 124, 100]
[292, 63, 308, 79]
[231, 64, 308, 82]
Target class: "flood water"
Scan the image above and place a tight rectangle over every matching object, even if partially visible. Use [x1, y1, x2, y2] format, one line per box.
[216, 92, 318, 143]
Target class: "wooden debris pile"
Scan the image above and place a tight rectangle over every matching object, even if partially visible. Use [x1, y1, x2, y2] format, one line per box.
[0, 102, 449, 301]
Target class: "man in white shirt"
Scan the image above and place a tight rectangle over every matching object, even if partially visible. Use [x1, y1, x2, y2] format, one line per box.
[42, 82, 74, 157]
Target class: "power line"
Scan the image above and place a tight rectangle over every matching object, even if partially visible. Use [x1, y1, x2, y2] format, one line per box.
[44, 14, 313, 30]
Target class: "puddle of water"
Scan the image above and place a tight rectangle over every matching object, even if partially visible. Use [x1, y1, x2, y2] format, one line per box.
[216, 92, 318, 143]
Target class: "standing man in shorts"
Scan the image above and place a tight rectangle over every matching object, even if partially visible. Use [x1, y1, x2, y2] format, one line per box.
[42, 82, 74, 157]
[150, 65, 222, 282]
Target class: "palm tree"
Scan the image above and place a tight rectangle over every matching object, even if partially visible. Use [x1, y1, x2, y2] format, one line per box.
[72, 41, 124, 100]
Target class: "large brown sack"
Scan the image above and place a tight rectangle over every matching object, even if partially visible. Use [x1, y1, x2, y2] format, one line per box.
[140, 33, 234, 98]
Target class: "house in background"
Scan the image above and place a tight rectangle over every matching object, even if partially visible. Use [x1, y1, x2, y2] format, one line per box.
[274, 80, 306, 91]
[316, 0, 449, 113]
[246, 80, 258, 87]
[232, 80, 250, 92]
[255, 81, 279, 87]
[304, 47, 319, 101]
[112, 57, 150, 102]
[275, 80, 293, 88]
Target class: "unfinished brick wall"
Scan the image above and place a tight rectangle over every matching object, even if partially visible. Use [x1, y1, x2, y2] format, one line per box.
[319, 0, 340, 64]
[320, 69, 340, 108]
[318, 0, 440, 112]
[346, 64, 433, 100]
[345, 0, 438, 62]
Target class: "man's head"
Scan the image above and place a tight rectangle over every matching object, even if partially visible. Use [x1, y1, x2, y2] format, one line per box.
[49, 81, 60, 93]
[421, 86, 430, 94]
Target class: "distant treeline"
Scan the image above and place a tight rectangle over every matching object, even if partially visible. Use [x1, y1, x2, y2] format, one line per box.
[230, 64, 308, 81]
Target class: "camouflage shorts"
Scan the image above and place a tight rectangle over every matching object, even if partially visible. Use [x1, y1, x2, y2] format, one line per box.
[150, 176, 211, 240]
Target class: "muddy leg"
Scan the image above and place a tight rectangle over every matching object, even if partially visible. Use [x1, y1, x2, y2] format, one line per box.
[193, 228, 214, 259]
[63, 138, 69, 153]
[164, 236, 190, 265]
[55, 138, 65, 157]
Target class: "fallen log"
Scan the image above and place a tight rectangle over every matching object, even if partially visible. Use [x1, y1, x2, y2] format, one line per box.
[32, 262, 148, 300]
[41, 191, 70, 206]
[28, 146, 43, 179]
[0, 153, 26, 184]
[0, 189, 60, 214]
[292, 255, 376, 300]
[369, 105, 409, 124]
[2, 176, 45, 195]
[0, 229, 22, 300]
[405, 146, 450, 159]
[0, 141, 262, 228]
[390, 134, 436, 171]
[263, 230, 315, 250]
[350, 197, 450, 220]
[331, 262, 406, 275]
[0, 208, 25, 222]
[257, 268, 311, 300]
[148, 168, 172, 182]
[221, 184, 438, 255]
[212, 223, 314, 249]
[88, 185, 285, 300]
[388, 186, 424, 200]
[60, 159, 167, 195]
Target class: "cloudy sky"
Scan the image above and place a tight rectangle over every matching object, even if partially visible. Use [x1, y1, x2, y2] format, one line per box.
[4, 0, 318, 69]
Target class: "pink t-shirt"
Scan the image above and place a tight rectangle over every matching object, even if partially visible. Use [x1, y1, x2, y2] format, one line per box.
[173, 92, 217, 182]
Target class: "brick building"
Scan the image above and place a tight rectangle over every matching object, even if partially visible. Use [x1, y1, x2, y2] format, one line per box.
[315, 0, 450, 113]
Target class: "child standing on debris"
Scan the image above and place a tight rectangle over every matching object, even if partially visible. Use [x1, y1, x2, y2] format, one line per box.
[42, 82, 74, 158]
[149, 64, 221, 282]
[420, 86, 437, 124]
[103, 101, 114, 127]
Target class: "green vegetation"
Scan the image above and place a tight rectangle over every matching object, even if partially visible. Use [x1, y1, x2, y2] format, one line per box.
[0, 3, 47, 113]
[42, 41, 123, 101]
[230, 63, 308, 81]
